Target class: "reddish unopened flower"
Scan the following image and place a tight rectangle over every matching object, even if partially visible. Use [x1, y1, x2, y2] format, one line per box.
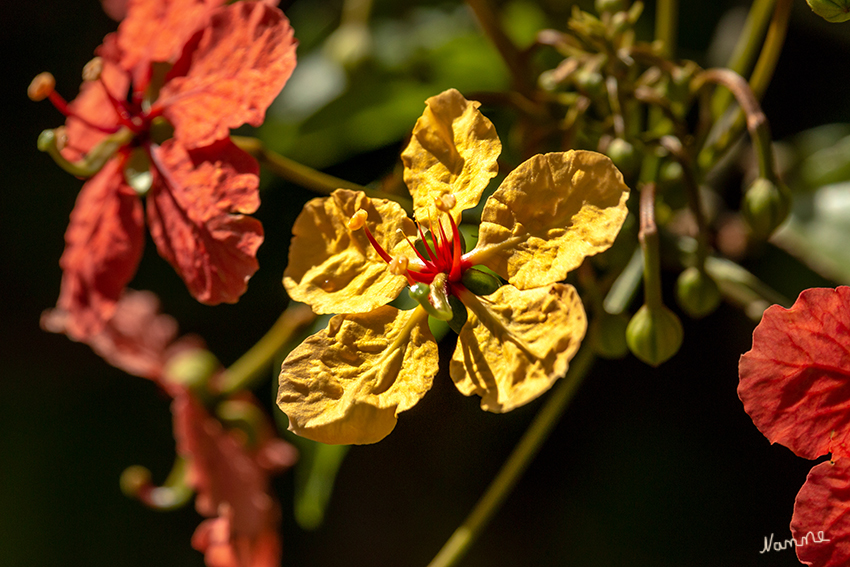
[46, 288, 296, 567]
[33, 0, 297, 341]
[738, 286, 850, 567]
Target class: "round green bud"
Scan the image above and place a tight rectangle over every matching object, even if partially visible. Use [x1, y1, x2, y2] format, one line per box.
[741, 177, 791, 239]
[120, 465, 152, 498]
[590, 312, 630, 359]
[461, 267, 502, 296]
[675, 267, 721, 318]
[606, 138, 640, 178]
[806, 0, 850, 22]
[626, 304, 684, 366]
[163, 348, 221, 391]
[574, 68, 605, 99]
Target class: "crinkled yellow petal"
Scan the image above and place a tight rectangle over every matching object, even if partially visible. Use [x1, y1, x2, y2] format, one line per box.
[401, 88, 501, 225]
[277, 306, 437, 445]
[450, 283, 586, 413]
[472, 151, 630, 289]
[283, 189, 415, 314]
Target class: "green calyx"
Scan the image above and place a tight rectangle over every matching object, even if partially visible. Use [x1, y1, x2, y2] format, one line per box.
[461, 267, 502, 296]
[806, 0, 850, 22]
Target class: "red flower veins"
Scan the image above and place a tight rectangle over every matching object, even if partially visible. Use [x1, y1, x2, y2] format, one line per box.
[738, 286, 850, 567]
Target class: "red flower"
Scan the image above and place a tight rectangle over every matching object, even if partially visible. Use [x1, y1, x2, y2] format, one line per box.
[45, 288, 297, 567]
[738, 286, 850, 567]
[36, 0, 297, 341]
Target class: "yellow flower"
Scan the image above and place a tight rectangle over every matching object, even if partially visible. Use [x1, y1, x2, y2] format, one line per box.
[277, 89, 630, 445]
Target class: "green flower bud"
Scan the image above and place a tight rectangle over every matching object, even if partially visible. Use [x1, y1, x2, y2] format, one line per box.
[461, 267, 502, 296]
[741, 177, 791, 239]
[590, 312, 630, 359]
[806, 0, 850, 22]
[163, 348, 221, 391]
[626, 304, 684, 366]
[574, 68, 605, 99]
[675, 267, 721, 318]
[605, 138, 640, 178]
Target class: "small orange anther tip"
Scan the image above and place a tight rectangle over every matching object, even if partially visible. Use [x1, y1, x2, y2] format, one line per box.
[347, 209, 368, 231]
[82, 57, 104, 81]
[28, 72, 56, 101]
[434, 193, 456, 212]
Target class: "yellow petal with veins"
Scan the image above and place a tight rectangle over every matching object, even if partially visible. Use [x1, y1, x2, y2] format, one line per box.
[451, 284, 586, 413]
[401, 88, 501, 225]
[283, 189, 416, 314]
[473, 151, 630, 289]
[277, 306, 437, 445]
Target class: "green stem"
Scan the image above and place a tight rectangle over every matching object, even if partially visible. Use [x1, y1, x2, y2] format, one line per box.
[695, 69, 778, 183]
[231, 136, 412, 212]
[217, 303, 316, 396]
[711, 0, 777, 118]
[655, 0, 678, 59]
[638, 182, 663, 310]
[426, 347, 596, 567]
[748, 0, 792, 101]
[699, 0, 790, 172]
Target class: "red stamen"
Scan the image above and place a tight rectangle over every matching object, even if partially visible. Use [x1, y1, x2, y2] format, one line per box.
[361, 224, 393, 264]
[96, 76, 139, 132]
[417, 223, 438, 263]
[47, 91, 122, 135]
[448, 214, 463, 282]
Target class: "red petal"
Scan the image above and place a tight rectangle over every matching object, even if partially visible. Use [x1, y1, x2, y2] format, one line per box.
[146, 138, 263, 305]
[117, 0, 226, 73]
[738, 287, 850, 459]
[159, 2, 296, 148]
[791, 459, 850, 567]
[42, 160, 144, 341]
[174, 394, 288, 567]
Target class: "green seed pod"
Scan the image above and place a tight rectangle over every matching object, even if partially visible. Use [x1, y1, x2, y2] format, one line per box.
[626, 304, 684, 366]
[447, 295, 468, 335]
[590, 311, 630, 359]
[806, 0, 850, 22]
[675, 267, 721, 319]
[741, 177, 791, 239]
[461, 267, 502, 296]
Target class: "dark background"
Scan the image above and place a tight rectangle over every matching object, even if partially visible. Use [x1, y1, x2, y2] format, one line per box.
[2, 1, 849, 566]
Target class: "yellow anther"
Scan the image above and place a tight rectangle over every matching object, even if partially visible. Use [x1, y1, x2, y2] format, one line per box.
[434, 193, 456, 212]
[347, 209, 368, 231]
[28, 72, 56, 101]
[82, 57, 104, 82]
[388, 255, 409, 275]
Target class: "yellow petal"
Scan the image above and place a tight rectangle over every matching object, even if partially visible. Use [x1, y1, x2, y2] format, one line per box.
[283, 189, 415, 314]
[401, 89, 501, 225]
[472, 151, 630, 289]
[450, 284, 586, 413]
[277, 306, 437, 445]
